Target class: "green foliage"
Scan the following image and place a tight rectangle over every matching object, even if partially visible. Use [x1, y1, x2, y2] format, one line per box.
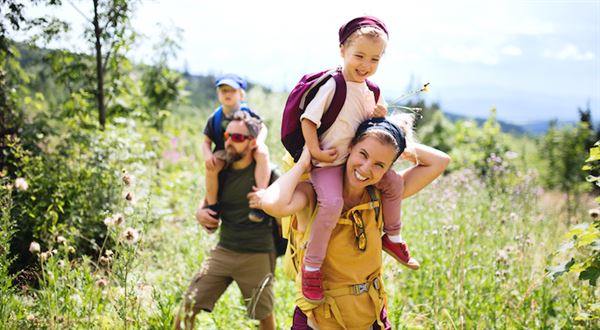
[141, 26, 186, 131]
[547, 141, 600, 323]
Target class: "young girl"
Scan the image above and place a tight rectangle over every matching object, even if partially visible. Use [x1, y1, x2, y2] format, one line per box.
[202, 74, 270, 223]
[298, 16, 418, 303]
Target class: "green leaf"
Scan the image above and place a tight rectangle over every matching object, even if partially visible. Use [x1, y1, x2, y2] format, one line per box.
[579, 266, 599, 286]
[576, 231, 600, 247]
[547, 258, 575, 279]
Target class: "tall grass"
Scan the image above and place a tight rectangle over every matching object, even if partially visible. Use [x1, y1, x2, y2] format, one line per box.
[2, 88, 597, 329]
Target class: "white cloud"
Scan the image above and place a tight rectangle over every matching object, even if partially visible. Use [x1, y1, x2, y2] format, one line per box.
[543, 44, 596, 61]
[501, 45, 522, 56]
[438, 46, 499, 65]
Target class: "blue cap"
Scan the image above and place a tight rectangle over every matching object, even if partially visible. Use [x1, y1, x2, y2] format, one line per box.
[215, 74, 247, 90]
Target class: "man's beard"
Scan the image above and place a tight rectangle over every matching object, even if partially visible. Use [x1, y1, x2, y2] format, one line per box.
[225, 146, 247, 162]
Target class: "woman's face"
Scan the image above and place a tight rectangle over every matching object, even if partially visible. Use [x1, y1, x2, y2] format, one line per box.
[345, 135, 397, 189]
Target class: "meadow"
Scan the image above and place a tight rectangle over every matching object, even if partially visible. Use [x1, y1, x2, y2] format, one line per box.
[2, 85, 598, 330]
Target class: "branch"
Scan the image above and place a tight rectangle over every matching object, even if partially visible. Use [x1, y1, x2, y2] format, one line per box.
[66, 0, 92, 24]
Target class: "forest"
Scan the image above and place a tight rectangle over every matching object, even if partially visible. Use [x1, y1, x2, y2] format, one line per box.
[1, 1, 599, 329]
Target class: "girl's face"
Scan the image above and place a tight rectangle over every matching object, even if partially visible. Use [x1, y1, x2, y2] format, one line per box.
[217, 85, 243, 109]
[340, 35, 386, 83]
[345, 135, 396, 190]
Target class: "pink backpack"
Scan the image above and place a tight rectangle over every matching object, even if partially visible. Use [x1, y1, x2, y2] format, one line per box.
[281, 67, 380, 161]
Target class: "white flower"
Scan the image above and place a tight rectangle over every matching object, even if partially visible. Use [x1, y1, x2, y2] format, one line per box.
[113, 213, 124, 225]
[15, 177, 29, 191]
[104, 216, 116, 227]
[29, 241, 41, 254]
[122, 227, 140, 244]
[56, 236, 67, 245]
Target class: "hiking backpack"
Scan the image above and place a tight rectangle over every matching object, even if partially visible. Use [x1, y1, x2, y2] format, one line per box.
[280, 67, 381, 162]
[282, 186, 381, 279]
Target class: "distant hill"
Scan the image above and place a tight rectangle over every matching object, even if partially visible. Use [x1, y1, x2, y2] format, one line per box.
[443, 112, 580, 135]
[444, 112, 527, 135]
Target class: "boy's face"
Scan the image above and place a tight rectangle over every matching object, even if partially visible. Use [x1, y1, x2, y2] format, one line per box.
[217, 85, 243, 109]
[340, 35, 386, 83]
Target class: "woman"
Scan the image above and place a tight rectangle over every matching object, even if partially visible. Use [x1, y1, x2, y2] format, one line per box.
[250, 116, 450, 329]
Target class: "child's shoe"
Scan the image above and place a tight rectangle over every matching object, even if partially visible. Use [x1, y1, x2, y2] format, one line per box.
[248, 208, 268, 223]
[301, 266, 325, 304]
[382, 234, 420, 270]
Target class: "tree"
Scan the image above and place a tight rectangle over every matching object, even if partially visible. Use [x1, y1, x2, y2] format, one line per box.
[88, 0, 137, 129]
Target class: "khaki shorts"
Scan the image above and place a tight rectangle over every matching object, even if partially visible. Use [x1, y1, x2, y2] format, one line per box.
[184, 245, 276, 320]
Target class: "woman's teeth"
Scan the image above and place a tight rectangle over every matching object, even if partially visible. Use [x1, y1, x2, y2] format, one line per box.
[354, 170, 367, 181]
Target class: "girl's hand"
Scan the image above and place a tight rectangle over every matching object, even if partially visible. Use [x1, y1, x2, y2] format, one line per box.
[311, 147, 338, 163]
[205, 154, 217, 171]
[373, 104, 387, 118]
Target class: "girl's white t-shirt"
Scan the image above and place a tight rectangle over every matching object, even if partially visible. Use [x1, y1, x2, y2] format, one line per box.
[300, 78, 382, 167]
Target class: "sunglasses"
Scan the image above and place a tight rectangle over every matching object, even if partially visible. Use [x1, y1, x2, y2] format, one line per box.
[224, 131, 252, 143]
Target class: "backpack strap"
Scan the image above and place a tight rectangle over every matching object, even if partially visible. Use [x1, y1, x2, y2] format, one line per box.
[318, 68, 347, 136]
[366, 185, 381, 226]
[365, 80, 381, 104]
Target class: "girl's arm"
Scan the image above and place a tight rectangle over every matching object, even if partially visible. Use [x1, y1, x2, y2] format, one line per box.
[301, 120, 337, 163]
[248, 148, 313, 218]
[202, 136, 217, 170]
[400, 143, 451, 199]
[257, 122, 268, 145]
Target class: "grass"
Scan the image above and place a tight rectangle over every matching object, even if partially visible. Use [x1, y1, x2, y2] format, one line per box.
[2, 89, 599, 329]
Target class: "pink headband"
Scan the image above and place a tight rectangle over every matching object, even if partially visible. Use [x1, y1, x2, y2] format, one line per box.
[338, 16, 389, 45]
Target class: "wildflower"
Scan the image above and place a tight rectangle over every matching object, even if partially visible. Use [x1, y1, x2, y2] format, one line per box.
[496, 250, 508, 263]
[99, 256, 111, 266]
[15, 177, 28, 191]
[105, 249, 114, 257]
[57, 260, 66, 268]
[589, 208, 600, 219]
[40, 251, 52, 261]
[113, 213, 124, 225]
[420, 82, 430, 92]
[125, 191, 135, 202]
[57, 236, 67, 245]
[71, 294, 83, 305]
[122, 227, 140, 244]
[26, 314, 36, 321]
[95, 278, 109, 288]
[505, 151, 518, 160]
[67, 246, 76, 254]
[122, 173, 132, 186]
[29, 241, 41, 254]
[104, 216, 116, 227]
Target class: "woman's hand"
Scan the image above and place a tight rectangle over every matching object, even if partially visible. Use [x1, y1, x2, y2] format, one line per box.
[297, 147, 313, 173]
[247, 187, 265, 210]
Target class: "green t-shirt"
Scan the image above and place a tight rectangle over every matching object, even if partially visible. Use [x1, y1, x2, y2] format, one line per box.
[217, 162, 278, 253]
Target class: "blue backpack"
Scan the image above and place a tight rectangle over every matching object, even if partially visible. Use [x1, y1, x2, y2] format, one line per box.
[210, 103, 254, 150]
[281, 67, 380, 161]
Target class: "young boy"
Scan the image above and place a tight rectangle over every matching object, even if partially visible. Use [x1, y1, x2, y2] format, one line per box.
[202, 74, 270, 222]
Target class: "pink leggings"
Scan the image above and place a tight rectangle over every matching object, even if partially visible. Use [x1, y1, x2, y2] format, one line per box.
[305, 166, 404, 268]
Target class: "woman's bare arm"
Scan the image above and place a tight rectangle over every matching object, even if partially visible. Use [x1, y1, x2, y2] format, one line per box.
[400, 143, 451, 199]
[248, 148, 313, 218]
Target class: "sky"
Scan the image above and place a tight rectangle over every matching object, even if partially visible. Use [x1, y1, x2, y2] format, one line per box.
[26, 0, 600, 124]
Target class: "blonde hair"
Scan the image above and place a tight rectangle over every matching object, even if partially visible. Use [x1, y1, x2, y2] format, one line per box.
[342, 25, 388, 48]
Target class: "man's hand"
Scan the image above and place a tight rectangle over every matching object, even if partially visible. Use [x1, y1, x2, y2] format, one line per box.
[195, 206, 220, 233]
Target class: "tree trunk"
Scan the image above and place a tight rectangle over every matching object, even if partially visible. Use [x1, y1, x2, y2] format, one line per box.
[93, 0, 106, 129]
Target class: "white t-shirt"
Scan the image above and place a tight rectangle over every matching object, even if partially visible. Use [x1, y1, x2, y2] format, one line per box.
[300, 78, 383, 167]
